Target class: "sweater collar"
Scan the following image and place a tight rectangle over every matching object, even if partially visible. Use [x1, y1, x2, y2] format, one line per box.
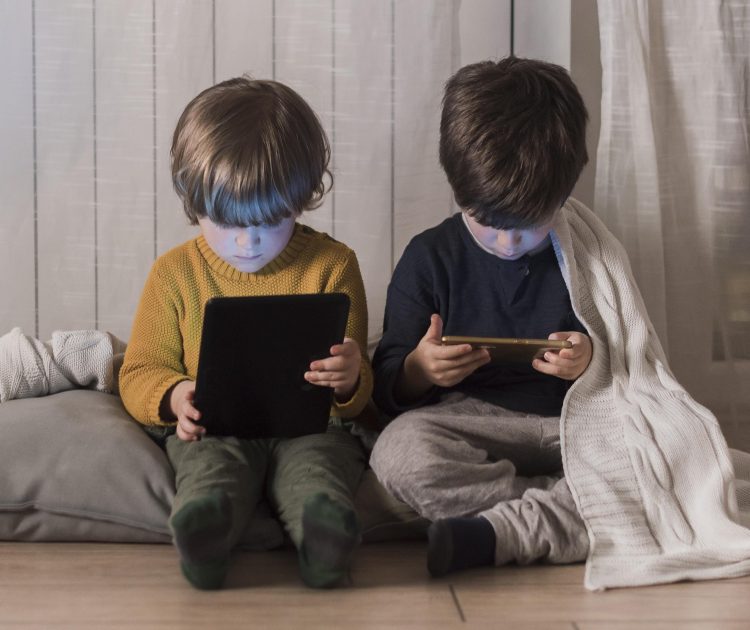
[196, 223, 313, 281]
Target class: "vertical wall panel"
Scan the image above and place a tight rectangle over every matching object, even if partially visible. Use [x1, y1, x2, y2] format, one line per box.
[452, 0, 512, 219]
[392, 0, 456, 266]
[35, 0, 96, 337]
[95, 0, 155, 340]
[155, 1, 213, 256]
[458, 0, 511, 66]
[515, 0, 571, 68]
[215, 0, 273, 81]
[333, 0, 392, 342]
[0, 0, 36, 335]
[275, 0, 334, 236]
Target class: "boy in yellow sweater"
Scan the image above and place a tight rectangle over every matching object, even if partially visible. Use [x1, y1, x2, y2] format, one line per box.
[119, 77, 373, 590]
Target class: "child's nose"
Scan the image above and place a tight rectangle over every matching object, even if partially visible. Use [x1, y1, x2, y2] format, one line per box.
[235, 228, 260, 248]
[497, 230, 522, 248]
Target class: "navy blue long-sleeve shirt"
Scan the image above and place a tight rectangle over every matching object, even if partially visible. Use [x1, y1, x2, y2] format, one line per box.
[372, 213, 586, 417]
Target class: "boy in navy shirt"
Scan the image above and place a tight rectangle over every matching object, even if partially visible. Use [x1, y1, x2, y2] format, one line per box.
[371, 57, 593, 576]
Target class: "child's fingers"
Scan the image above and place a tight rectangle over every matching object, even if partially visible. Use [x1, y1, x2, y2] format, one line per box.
[432, 352, 490, 374]
[430, 343, 477, 361]
[431, 345, 489, 365]
[183, 402, 201, 422]
[431, 355, 490, 386]
[305, 370, 340, 382]
[543, 349, 577, 364]
[304, 370, 353, 389]
[310, 354, 351, 372]
[329, 337, 359, 356]
[533, 357, 579, 380]
[311, 342, 360, 371]
[532, 358, 562, 377]
[176, 414, 205, 441]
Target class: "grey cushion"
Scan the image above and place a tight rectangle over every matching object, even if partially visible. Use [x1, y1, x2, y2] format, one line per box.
[0, 390, 424, 545]
[0, 390, 174, 542]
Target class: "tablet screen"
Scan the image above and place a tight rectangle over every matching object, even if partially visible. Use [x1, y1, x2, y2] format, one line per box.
[194, 293, 350, 439]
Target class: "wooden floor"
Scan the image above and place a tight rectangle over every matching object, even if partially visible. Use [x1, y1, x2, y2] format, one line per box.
[1, 542, 749, 629]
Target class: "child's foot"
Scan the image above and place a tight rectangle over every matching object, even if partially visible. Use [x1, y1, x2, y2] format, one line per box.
[171, 490, 233, 590]
[298, 492, 361, 589]
[427, 516, 496, 577]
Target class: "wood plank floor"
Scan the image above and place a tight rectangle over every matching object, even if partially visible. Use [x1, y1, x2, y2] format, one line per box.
[0, 541, 748, 629]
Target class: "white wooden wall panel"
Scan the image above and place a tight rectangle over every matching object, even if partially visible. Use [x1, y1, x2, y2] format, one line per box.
[154, 0, 212, 256]
[275, 0, 334, 236]
[459, 0, 511, 66]
[332, 0, 392, 341]
[514, 0, 572, 69]
[215, 0, 273, 81]
[96, 0, 156, 340]
[453, 0, 512, 219]
[35, 0, 96, 337]
[0, 0, 36, 335]
[392, 0, 455, 267]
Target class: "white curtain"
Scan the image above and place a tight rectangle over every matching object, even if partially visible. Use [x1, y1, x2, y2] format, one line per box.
[595, 0, 750, 429]
[0, 0, 514, 349]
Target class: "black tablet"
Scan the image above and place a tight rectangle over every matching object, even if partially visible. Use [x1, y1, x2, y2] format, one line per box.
[194, 293, 350, 439]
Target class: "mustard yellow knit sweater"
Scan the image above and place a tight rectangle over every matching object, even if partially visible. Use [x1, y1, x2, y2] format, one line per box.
[120, 223, 373, 426]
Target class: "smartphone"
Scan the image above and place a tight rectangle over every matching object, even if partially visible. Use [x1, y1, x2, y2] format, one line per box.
[440, 335, 572, 363]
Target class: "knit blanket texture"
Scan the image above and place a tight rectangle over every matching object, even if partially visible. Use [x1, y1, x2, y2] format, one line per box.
[552, 199, 750, 589]
[0, 327, 126, 402]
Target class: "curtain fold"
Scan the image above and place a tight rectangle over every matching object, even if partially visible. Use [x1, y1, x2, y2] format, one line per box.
[595, 0, 750, 429]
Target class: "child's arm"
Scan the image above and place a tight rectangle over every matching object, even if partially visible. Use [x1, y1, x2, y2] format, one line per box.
[305, 248, 373, 418]
[396, 313, 490, 403]
[119, 265, 190, 425]
[531, 331, 592, 380]
[373, 239, 481, 416]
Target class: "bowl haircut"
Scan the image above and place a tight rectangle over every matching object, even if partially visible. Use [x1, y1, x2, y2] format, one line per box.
[172, 77, 331, 227]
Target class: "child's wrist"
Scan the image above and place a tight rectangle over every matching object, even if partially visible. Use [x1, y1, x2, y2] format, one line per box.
[395, 353, 432, 404]
[334, 377, 359, 403]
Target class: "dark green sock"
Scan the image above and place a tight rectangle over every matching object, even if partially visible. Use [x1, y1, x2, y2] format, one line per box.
[298, 492, 360, 589]
[171, 490, 233, 590]
[427, 516, 496, 578]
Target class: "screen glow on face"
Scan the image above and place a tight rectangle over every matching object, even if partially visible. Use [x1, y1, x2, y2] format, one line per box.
[464, 214, 554, 260]
[199, 215, 297, 273]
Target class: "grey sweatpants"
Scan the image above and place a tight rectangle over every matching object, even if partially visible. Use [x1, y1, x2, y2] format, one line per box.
[369, 393, 589, 566]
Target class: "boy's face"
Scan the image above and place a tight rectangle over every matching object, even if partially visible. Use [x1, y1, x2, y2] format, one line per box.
[198, 215, 297, 273]
[465, 214, 554, 260]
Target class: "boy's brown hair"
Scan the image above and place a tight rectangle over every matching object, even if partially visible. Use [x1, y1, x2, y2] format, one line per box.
[172, 77, 331, 227]
[439, 57, 588, 229]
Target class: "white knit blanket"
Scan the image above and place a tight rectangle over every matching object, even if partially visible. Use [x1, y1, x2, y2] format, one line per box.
[0, 327, 126, 402]
[552, 199, 750, 590]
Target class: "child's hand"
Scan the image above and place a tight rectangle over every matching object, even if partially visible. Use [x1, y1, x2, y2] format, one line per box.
[305, 337, 362, 402]
[170, 380, 206, 441]
[532, 331, 592, 381]
[400, 314, 491, 398]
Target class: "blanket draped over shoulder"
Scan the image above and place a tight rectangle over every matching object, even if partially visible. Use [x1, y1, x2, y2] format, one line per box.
[552, 199, 750, 589]
[0, 328, 126, 402]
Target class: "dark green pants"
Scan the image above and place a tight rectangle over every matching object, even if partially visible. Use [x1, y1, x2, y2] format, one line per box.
[166, 424, 365, 548]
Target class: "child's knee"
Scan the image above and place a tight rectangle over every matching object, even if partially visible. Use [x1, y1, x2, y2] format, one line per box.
[369, 417, 439, 487]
